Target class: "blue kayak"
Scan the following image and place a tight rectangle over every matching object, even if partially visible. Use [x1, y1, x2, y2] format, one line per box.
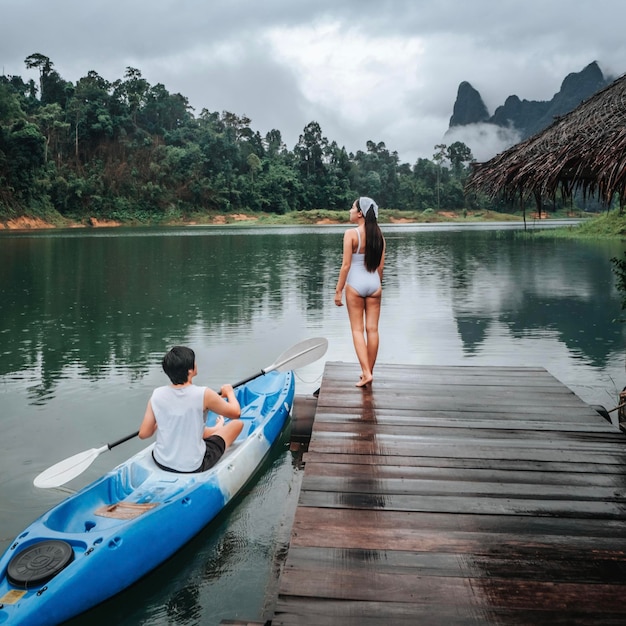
[0, 370, 294, 626]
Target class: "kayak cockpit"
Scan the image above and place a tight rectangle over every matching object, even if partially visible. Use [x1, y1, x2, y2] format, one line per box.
[43, 460, 155, 533]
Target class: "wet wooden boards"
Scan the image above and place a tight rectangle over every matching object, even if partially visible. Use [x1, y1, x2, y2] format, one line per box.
[272, 362, 626, 625]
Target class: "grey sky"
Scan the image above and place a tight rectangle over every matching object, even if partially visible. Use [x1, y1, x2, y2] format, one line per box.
[1, 0, 624, 163]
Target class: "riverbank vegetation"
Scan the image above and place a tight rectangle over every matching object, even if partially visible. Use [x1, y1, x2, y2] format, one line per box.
[1, 207, 535, 230]
[534, 210, 626, 238]
[0, 54, 599, 228]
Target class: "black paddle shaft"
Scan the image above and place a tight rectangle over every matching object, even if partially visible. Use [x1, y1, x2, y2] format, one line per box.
[109, 430, 140, 450]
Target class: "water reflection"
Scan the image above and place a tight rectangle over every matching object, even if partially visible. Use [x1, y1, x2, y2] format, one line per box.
[1, 227, 624, 402]
[0, 228, 333, 401]
[1, 224, 626, 624]
[443, 232, 624, 364]
[339, 387, 389, 510]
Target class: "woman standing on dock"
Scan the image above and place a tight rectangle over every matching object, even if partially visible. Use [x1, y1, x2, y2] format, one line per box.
[334, 197, 386, 387]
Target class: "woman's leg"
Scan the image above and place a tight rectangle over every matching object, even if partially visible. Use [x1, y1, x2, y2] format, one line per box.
[345, 286, 372, 386]
[364, 289, 382, 374]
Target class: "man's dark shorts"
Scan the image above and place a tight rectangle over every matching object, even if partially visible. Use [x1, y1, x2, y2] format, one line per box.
[197, 434, 226, 471]
[152, 434, 226, 473]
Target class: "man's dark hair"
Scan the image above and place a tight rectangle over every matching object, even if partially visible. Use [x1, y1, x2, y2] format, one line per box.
[162, 346, 195, 384]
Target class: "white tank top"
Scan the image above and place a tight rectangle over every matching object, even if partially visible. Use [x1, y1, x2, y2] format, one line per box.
[150, 384, 206, 472]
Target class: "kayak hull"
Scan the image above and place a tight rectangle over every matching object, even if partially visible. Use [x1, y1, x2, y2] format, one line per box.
[0, 370, 294, 626]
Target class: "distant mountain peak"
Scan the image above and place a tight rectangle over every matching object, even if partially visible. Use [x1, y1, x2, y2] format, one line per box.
[446, 62, 613, 159]
[449, 81, 490, 127]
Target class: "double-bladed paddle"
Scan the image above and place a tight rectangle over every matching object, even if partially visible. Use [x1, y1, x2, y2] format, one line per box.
[33, 337, 328, 489]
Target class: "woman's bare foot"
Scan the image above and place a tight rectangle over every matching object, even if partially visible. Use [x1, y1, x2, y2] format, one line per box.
[356, 375, 373, 388]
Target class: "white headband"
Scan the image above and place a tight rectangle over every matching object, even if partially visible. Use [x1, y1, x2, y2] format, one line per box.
[358, 197, 378, 219]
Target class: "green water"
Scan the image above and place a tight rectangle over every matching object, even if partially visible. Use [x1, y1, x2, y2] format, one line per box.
[1, 223, 625, 624]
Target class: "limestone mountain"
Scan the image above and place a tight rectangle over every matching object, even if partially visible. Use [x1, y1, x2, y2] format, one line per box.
[448, 61, 611, 142]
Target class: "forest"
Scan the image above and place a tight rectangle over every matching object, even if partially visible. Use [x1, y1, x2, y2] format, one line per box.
[0, 54, 516, 222]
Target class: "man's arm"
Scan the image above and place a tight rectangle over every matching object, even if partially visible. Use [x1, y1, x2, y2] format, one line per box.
[138, 400, 158, 439]
[203, 385, 241, 419]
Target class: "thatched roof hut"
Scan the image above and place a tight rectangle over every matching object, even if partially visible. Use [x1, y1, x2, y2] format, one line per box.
[465, 73, 626, 211]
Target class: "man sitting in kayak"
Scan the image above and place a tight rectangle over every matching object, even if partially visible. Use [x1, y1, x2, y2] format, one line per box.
[138, 346, 242, 473]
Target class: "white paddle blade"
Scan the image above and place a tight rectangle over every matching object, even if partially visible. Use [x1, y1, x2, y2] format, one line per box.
[33, 445, 108, 488]
[271, 337, 328, 373]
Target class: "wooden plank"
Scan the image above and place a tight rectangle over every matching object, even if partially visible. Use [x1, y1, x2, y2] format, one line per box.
[318, 390, 581, 403]
[283, 545, 626, 584]
[279, 568, 626, 609]
[273, 362, 626, 624]
[310, 421, 623, 441]
[311, 409, 614, 430]
[302, 461, 626, 488]
[273, 598, 626, 626]
[295, 491, 626, 518]
[298, 475, 626, 504]
[303, 452, 626, 474]
[307, 426, 626, 448]
[289, 509, 626, 551]
[305, 439, 626, 464]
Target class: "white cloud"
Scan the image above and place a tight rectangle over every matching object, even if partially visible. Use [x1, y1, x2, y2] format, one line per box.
[1, 0, 625, 163]
[266, 22, 425, 121]
[263, 21, 428, 153]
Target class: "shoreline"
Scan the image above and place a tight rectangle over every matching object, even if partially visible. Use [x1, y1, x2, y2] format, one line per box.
[0, 209, 557, 232]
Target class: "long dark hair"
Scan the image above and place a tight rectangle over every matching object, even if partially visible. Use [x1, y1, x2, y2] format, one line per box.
[358, 198, 384, 272]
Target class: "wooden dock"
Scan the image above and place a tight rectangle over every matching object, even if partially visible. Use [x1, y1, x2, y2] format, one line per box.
[271, 362, 626, 625]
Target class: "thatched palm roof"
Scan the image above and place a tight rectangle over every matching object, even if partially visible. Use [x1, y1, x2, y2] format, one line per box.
[465, 73, 626, 209]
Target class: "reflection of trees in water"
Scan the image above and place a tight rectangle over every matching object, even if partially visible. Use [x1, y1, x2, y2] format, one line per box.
[383, 228, 624, 360]
[0, 231, 335, 399]
[442, 231, 625, 363]
[456, 317, 491, 355]
[500, 293, 625, 367]
[2, 228, 624, 397]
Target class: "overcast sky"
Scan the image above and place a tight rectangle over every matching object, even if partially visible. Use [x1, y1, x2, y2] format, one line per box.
[1, 0, 625, 164]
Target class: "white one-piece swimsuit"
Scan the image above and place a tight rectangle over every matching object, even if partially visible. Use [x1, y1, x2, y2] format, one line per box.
[346, 228, 381, 297]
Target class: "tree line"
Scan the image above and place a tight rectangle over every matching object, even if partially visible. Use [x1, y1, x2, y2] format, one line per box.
[0, 53, 494, 221]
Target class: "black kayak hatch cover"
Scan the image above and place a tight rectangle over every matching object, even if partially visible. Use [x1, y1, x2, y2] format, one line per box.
[7, 540, 74, 588]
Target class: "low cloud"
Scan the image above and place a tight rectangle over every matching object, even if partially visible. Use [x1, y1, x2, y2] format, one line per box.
[444, 123, 521, 163]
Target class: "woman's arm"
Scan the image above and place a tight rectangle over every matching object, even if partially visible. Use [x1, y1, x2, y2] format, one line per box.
[335, 230, 355, 306]
[378, 237, 386, 281]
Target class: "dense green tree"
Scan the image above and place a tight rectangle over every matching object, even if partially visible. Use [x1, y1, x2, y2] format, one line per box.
[24, 53, 52, 99]
[294, 121, 329, 209]
[32, 103, 68, 164]
[25, 53, 73, 107]
[71, 72, 115, 156]
[247, 153, 261, 182]
[264, 129, 286, 158]
[1, 54, 512, 220]
[324, 142, 354, 209]
[114, 67, 149, 126]
[1, 120, 46, 205]
[446, 141, 474, 178]
[140, 84, 192, 134]
[0, 80, 25, 122]
[0, 74, 37, 112]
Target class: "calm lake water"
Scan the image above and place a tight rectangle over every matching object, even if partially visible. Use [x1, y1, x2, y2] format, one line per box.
[1, 221, 625, 624]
